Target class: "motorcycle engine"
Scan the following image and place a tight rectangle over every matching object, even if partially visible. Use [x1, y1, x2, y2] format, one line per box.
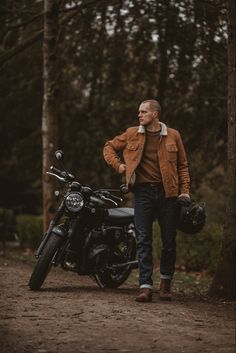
[88, 243, 109, 270]
[87, 228, 109, 270]
[86, 226, 126, 271]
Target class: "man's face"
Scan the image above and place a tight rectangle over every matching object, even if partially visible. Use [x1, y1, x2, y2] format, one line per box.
[138, 102, 158, 126]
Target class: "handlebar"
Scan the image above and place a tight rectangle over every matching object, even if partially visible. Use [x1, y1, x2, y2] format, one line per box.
[94, 190, 123, 206]
[46, 171, 66, 182]
[47, 167, 123, 207]
[50, 166, 65, 177]
[100, 195, 118, 207]
[47, 166, 75, 182]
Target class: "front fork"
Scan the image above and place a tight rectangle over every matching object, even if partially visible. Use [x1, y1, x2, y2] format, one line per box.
[35, 201, 65, 258]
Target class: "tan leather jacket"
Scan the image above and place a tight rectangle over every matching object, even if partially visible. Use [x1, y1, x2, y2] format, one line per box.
[103, 122, 190, 198]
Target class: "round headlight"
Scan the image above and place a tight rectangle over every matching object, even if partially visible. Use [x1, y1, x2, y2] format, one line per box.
[65, 192, 84, 213]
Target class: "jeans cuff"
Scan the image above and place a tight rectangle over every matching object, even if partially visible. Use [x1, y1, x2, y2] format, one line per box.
[140, 284, 153, 290]
[160, 274, 172, 280]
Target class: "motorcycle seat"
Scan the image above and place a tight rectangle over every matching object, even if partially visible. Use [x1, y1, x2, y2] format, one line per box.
[106, 207, 134, 225]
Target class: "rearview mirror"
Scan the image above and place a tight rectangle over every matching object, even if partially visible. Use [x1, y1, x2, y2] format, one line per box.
[55, 150, 64, 161]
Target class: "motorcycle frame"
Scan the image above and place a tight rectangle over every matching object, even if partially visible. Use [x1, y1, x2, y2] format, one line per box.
[35, 183, 139, 274]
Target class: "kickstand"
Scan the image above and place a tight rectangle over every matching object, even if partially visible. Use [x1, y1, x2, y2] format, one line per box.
[91, 274, 105, 289]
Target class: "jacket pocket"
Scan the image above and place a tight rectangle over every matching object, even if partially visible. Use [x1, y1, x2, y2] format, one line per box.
[166, 144, 178, 161]
[126, 143, 139, 151]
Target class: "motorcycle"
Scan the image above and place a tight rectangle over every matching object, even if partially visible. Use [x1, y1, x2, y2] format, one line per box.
[28, 150, 138, 291]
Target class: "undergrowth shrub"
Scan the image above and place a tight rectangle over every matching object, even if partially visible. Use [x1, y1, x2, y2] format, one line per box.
[0, 208, 17, 242]
[16, 215, 43, 249]
[152, 222, 223, 273]
[14, 214, 223, 273]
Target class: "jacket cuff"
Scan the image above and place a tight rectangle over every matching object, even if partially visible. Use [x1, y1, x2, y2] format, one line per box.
[180, 186, 190, 195]
[113, 160, 122, 173]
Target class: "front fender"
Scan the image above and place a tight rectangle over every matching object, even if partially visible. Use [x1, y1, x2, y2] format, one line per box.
[35, 224, 67, 258]
[52, 224, 67, 238]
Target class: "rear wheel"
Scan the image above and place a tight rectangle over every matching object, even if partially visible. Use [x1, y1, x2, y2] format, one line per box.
[28, 233, 63, 290]
[95, 230, 136, 288]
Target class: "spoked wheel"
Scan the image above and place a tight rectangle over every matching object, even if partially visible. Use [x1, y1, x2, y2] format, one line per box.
[94, 233, 136, 288]
[28, 233, 63, 290]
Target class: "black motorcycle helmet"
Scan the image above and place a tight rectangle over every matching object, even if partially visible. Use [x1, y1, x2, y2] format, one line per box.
[177, 198, 206, 235]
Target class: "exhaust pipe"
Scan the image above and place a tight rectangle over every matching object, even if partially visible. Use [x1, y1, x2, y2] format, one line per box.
[109, 260, 138, 270]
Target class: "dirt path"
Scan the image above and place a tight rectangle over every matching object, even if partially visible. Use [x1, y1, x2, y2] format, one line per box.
[0, 256, 235, 353]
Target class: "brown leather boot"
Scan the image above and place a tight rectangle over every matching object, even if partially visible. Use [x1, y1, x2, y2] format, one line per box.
[159, 279, 172, 301]
[135, 288, 152, 302]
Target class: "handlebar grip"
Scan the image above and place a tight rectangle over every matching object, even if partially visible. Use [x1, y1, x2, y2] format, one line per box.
[50, 166, 64, 176]
[49, 166, 75, 182]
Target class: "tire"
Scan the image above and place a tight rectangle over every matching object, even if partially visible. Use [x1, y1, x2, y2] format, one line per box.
[95, 232, 136, 288]
[28, 233, 63, 290]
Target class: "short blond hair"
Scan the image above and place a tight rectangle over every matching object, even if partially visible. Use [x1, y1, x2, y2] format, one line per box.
[141, 99, 161, 116]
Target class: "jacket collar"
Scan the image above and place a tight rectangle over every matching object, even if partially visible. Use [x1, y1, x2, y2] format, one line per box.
[137, 121, 168, 136]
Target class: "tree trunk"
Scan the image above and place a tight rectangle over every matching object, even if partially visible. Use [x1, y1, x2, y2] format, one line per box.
[156, 1, 171, 109]
[209, 0, 236, 300]
[42, 0, 60, 232]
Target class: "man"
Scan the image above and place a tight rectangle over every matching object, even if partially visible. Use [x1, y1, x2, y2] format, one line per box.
[103, 99, 190, 302]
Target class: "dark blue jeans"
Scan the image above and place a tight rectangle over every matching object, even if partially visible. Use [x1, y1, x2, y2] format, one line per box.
[134, 184, 177, 288]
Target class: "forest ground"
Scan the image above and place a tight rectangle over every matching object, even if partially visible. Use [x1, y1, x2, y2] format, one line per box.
[0, 248, 235, 353]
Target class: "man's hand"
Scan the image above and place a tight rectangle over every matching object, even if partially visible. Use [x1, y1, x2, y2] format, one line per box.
[118, 164, 126, 174]
[177, 193, 191, 206]
[178, 193, 190, 200]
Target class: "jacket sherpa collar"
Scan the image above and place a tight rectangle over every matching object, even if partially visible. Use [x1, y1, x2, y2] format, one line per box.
[137, 121, 168, 136]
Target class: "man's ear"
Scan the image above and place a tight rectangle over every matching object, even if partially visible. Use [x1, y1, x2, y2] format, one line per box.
[153, 111, 158, 119]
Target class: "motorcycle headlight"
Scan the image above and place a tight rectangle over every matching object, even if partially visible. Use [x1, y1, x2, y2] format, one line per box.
[65, 192, 84, 213]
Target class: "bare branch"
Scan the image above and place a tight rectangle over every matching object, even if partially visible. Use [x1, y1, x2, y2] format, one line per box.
[0, 30, 43, 70]
[0, 1, 43, 16]
[0, 0, 120, 68]
[6, 12, 43, 31]
[0, 8, 79, 68]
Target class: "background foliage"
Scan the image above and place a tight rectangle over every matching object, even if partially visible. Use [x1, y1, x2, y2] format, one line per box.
[0, 213, 222, 274]
[0, 0, 228, 226]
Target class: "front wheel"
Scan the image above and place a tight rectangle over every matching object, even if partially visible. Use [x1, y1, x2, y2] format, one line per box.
[95, 231, 136, 288]
[28, 232, 63, 290]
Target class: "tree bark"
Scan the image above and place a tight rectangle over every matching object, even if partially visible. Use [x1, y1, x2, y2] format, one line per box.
[209, 0, 236, 300]
[42, 0, 60, 232]
[156, 1, 171, 109]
